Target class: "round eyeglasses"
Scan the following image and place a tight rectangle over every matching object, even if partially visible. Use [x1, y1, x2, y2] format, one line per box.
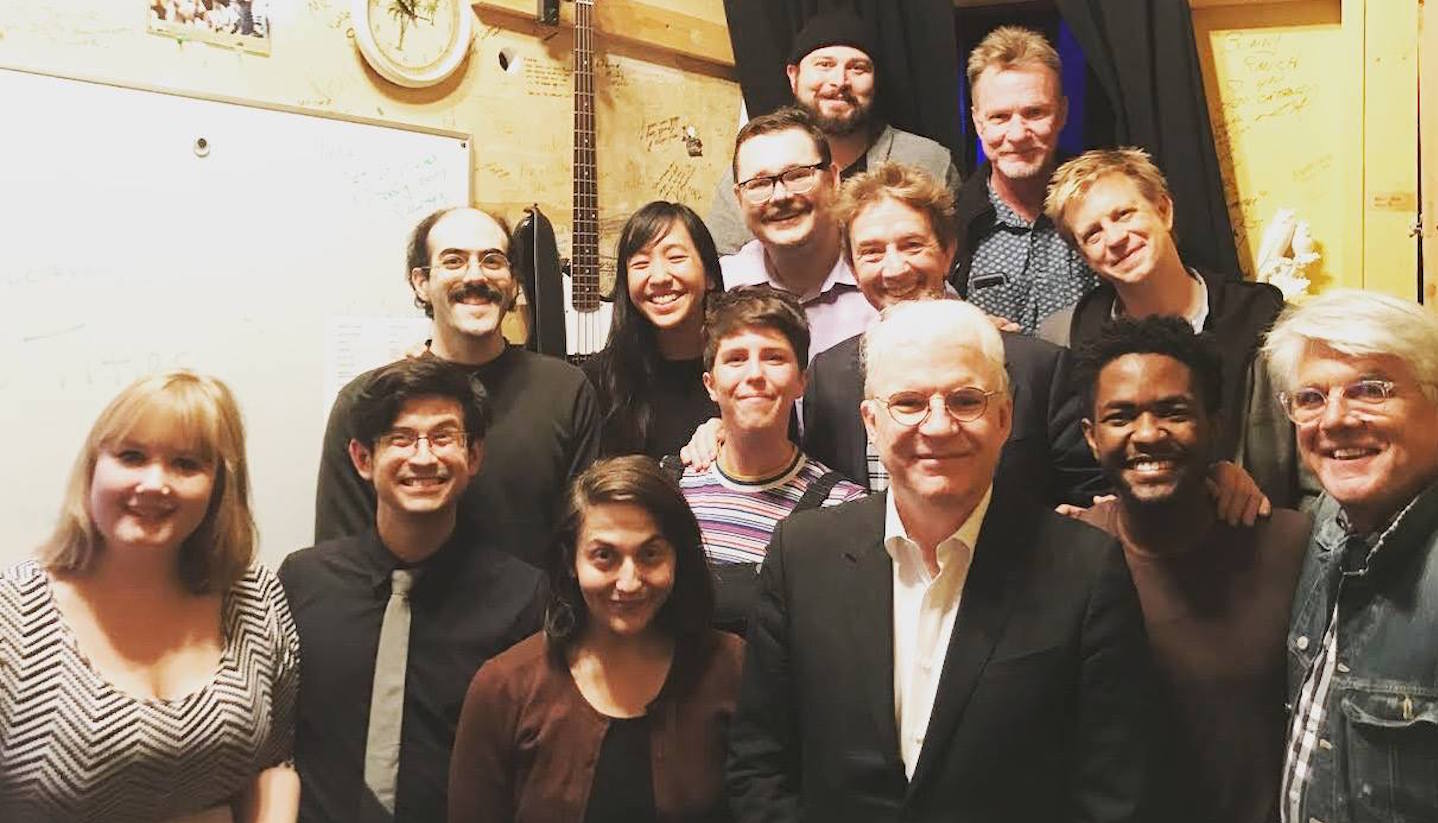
[874, 387, 998, 427]
[421, 250, 512, 274]
[1277, 379, 1396, 425]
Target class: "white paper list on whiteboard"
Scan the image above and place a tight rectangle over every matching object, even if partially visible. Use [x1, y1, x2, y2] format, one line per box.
[323, 316, 434, 415]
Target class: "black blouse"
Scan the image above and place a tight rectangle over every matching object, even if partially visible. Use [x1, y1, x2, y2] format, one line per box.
[583, 715, 657, 823]
[583, 351, 718, 459]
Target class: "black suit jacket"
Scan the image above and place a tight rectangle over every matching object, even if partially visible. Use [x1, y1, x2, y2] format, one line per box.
[802, 330, 1106, 508]
[726, 489, 1154, 823]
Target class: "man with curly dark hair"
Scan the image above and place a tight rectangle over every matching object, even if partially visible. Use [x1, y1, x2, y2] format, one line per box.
[1074, 315, 1310, 823]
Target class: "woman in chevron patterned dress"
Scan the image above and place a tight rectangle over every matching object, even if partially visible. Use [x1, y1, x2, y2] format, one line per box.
[0, 371, 300, 822]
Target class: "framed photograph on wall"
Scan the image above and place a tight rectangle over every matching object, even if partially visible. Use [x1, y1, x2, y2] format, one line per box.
[147, 0, 272, 55]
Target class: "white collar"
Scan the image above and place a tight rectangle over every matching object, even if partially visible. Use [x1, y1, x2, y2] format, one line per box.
[883, 486, 993, 574]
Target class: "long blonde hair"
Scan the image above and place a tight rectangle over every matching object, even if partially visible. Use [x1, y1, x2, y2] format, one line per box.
[39, 371, 255, 594]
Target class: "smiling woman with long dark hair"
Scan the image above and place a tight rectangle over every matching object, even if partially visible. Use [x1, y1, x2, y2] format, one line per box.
[582, 202, 725, 458]
[447, 456, 742, 822]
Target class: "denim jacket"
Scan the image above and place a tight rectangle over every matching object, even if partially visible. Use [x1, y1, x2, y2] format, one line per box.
[1285, 479, 1438, 822]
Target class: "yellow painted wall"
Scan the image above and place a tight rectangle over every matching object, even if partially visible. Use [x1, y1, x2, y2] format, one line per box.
[1193, 0, 1419, 297]
[1193, 0, 1359, 291]
[1424, 0, 1438, 309]
[0, 0, 741, 304]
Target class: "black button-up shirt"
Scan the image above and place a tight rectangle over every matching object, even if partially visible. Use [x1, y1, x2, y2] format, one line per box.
[278, 526, 546, 822]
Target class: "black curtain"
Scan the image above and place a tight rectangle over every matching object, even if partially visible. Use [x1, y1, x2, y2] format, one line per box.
[725, 0, 1240, 277]
[722, 0, 963, 161]
[1054, 0, 1241, 276]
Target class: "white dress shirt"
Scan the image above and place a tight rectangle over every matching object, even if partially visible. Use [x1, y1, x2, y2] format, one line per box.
[884, 486, 992, 779]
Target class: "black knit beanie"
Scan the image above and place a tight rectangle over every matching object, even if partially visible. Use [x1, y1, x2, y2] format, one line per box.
[788, 10, 877, 65]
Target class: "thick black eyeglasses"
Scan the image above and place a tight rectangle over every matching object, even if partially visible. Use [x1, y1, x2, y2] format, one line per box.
[736, 163, 826, 204]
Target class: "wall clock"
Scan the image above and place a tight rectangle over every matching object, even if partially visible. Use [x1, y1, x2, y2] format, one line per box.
[353, 0, 474, 88]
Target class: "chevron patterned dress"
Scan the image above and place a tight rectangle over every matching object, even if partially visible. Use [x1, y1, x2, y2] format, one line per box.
[0, 560, 299, 822]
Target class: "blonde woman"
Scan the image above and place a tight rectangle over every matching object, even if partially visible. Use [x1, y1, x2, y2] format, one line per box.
[0, 372, 299, 822]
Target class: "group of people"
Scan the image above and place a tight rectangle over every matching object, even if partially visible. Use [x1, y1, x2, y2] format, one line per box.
[3, 12, 1436, 823]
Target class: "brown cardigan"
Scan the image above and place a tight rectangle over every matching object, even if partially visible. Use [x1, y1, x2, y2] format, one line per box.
[448, 629, 745, 823]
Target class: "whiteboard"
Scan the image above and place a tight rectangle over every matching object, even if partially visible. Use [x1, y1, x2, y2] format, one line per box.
[0, 67, 470, 569]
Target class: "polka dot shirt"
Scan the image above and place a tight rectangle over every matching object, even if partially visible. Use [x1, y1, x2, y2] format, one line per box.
[966, 177, 1097, 334]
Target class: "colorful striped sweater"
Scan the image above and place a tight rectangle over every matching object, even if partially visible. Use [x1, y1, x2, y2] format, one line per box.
[680, 451, 868, 565]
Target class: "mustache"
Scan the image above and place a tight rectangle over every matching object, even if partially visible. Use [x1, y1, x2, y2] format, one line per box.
[762, 203, 809, 222]
[448, 281, 507, 305]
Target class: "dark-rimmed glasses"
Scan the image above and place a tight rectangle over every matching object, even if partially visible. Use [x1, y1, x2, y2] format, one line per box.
[1277, 379, 1396, 424]
[873, 388, 999, 427]
[736, 163, 826, 204]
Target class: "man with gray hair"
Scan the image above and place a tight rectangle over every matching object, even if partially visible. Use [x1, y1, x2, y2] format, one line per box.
[727, 298, 1152, 821]
[1266, 289, 1438, 823]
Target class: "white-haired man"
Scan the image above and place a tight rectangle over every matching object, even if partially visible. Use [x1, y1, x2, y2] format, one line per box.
[1265, 289, 1438, 823]
[727, 298, 1152, 821]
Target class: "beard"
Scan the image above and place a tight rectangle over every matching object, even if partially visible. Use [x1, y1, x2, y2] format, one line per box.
[803, 94, 875, 138]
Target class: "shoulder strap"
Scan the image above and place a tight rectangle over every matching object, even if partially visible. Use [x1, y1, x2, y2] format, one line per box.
[794, 471, 844, 512]
[659, 453, 685, 484]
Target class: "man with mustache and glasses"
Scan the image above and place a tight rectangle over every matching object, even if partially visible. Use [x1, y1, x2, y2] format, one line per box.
[669, 285, 865, 634]
[282, 357, 546, 822]
[1073, 316, 1309, 823]
[728, 298, 1153, 822]
[718, 106, 879, 361]
[704, 10, 959, 257]
[315, 206, 599, 568]
[954, 26, 1096, 335]
[1264, 290, 1438, 823]
[1041, 148, 1304, 510]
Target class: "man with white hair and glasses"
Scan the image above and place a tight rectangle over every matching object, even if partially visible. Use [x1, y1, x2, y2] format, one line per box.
[1266, 289, 1438, 823]
[727, 298, 1152, 821]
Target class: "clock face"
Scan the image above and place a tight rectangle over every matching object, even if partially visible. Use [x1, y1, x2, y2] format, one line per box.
[368, 0, 457, 71]
[355, 0, 473, 87]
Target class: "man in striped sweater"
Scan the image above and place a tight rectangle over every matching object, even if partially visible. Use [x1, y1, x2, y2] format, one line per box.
[673, 284, 866, 633]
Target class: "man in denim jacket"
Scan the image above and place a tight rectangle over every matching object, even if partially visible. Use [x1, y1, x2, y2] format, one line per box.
[1264, 289, 1438, 822]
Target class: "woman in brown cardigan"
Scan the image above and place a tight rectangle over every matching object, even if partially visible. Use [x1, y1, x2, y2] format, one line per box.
[448, 455, 744, 822]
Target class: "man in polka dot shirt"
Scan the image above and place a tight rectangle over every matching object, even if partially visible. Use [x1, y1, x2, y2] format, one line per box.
[952, 26, 1096, 334]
